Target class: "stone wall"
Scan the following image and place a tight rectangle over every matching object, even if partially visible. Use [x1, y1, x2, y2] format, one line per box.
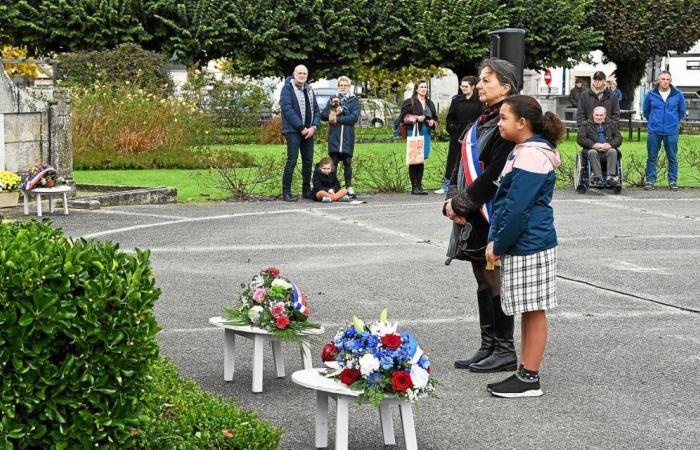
[0, 68, 72, 178]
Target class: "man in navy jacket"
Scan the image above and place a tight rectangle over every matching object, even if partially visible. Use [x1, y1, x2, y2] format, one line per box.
[280, 65, 321, 201]
[643, 71, 687, 191]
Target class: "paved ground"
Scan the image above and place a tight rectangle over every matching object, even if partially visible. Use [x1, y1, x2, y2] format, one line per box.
[39, 187, 700, 449]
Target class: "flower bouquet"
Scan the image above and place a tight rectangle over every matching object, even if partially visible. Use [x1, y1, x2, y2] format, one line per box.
[322, 309, 438, 407]
[22, 161, 66, 190]
[223, 267, 320, 343]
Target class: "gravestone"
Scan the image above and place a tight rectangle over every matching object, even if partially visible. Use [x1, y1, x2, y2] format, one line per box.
[0, 67, 72, 178]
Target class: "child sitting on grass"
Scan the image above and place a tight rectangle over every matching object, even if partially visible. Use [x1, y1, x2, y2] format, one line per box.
[311, 157, 349, 203]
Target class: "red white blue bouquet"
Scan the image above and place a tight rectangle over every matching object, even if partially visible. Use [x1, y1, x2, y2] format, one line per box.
[224, 267, 320, 342]
[321, 309, 438, 407]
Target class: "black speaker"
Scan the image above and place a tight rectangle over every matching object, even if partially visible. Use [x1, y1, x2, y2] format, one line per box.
[488, 28, 526, 91]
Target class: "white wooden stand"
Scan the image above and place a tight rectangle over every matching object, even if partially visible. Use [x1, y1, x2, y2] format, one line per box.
[209, 316, 324, 393]
[292, 368, 418, 450]
[23, 185, 71, 217]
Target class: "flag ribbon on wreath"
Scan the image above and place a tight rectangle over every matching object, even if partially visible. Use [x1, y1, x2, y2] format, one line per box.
[460, 123, 492, 223]
[291, 282, 309, 315]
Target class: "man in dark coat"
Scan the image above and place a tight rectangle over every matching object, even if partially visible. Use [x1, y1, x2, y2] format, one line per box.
[568, 80, 584, 107]
[577, 106, 622, 186]
[279, 64, 321, 202]
[576, 71, 620, 126]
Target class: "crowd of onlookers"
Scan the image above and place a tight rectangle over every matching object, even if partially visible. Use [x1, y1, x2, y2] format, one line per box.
[569, 70, 686, 191]
[280, 63, 686, 202]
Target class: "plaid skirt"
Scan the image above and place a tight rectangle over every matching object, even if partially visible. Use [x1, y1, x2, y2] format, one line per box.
[501, 247, 558, 315]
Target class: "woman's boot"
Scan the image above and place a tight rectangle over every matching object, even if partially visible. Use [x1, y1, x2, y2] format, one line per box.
[454, 290, 495, 368]
[468, 295, 517, 372]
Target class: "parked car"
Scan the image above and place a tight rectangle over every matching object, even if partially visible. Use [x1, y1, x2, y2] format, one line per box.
[313, 87, 339, 111]
[360, 98, 400, 128]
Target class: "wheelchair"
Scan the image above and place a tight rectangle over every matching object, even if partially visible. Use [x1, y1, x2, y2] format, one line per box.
[573, 148, 623, 194]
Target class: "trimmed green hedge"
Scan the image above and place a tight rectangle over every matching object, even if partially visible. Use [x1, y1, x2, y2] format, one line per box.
[0, 221, 161, 448]
[134, 358, 282, 449]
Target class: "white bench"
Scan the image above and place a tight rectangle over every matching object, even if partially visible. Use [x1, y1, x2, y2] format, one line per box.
[208, 316, 324, 393]
[23, 185, 71, 217]
[292, 368, 418, 450]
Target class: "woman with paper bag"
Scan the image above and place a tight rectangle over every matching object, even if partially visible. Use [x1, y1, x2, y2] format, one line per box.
[399, 80, 438, 195]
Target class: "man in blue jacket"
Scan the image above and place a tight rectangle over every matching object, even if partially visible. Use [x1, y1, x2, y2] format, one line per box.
[280, 65, 321, 201]
[643, 71, 687, 191]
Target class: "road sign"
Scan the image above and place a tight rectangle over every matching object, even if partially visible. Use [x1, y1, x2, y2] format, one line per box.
[543, 69, 552, 86]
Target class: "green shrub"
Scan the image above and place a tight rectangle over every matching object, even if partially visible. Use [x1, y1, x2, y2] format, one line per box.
[134, 358, 282, 449]
[57, 43, 171, 94]
[72, 83, 211, 158]
[0, 221, 161, 448]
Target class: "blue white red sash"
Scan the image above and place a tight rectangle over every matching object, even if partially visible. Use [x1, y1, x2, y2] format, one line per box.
[460, 124, 492, 223]
[291, 282, 309, 315]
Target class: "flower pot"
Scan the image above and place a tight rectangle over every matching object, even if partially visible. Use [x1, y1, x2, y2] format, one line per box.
[0, 191, 19, 208]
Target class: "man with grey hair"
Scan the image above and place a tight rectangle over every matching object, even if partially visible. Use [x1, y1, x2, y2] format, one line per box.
[643, 71, 686, 191]
[279, 64, 321, 201]
[577, 106, 622, 186]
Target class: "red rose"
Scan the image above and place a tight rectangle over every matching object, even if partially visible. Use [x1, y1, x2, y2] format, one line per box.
[391, 371, 413, 392]
[266, 267, 281, 277]
[321, 343, 339, 362]
[275, 316, 290, 329]
[339, 368, 362, 386]
[381, 334, 402, 350]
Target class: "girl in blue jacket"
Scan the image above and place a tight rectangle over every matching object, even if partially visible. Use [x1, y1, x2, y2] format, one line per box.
[485, 95, 565, 398]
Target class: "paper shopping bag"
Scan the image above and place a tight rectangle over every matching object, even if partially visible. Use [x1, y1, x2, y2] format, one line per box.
[406, 125, 425, 165]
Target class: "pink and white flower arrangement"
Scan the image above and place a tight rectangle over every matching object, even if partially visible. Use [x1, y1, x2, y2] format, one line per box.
[224, 267, 320, 340]
[322, 309, 438, 407]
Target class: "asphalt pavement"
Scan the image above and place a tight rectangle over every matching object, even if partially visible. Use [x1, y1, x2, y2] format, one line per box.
[42, 186, 700, 449]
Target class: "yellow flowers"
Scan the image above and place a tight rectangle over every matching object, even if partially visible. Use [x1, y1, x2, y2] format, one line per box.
[0, 171, 21, 191]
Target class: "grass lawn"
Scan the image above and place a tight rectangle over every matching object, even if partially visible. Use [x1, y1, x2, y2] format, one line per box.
[74, 133, 700, 202]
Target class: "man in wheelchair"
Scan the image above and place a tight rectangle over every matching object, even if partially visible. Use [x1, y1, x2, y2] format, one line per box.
[577, 107, 622, 186]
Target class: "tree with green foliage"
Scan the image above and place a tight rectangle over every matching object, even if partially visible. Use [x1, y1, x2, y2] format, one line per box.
[594, 0, 700, 108]
[232, 0, 371, 78]
[0, 0, 240, 65]
[366, 0, 600, 85]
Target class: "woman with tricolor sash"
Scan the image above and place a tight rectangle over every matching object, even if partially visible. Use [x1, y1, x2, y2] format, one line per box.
[444, 58, 519, 374]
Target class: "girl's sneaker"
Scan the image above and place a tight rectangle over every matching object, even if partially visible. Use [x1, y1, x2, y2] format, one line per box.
[489, 374, 543, 398]
[322, 197, 332, 203]
[339, 195, 350, 202]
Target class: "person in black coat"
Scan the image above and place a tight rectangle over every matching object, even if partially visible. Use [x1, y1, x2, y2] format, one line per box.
[399, 79, 439, 195]
[576, 71, 620, 126]
[311, 157, 349, 203]
[436, 76, 483, 194]
[444, 58, 519, 373]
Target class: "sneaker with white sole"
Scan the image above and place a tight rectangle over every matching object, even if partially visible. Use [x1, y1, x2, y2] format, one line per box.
[339, 195, 350, 202]
[644, 182, 655, 191]
[321, 197, 332, 203]
[489, 374, 543, 398]
[669, 182, 679, 191]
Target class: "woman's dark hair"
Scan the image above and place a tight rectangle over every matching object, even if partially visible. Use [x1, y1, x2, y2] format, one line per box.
[413, 79, 428, 96]
[319, 156, 334, 169]
[478, 58, 519, 96]
[502, 95, 565, 144]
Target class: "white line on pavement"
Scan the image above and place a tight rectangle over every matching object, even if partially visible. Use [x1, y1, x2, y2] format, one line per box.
[84, 209, 188, 220]
[81, 209, 306, 239]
